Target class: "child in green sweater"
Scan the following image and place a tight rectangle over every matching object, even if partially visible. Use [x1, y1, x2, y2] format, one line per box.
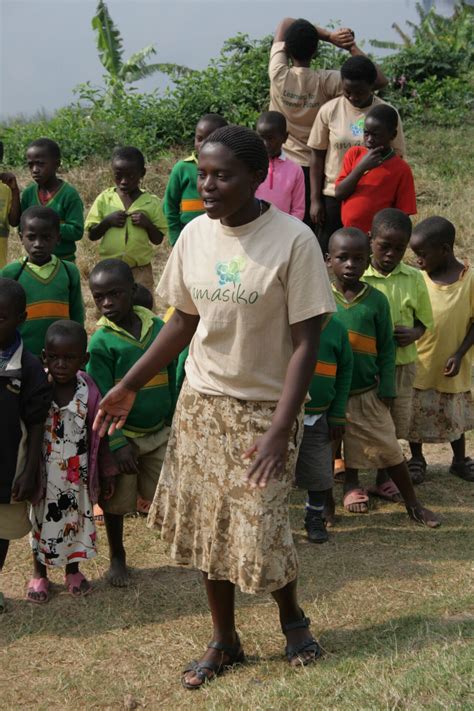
[294, 314, 353, 542]
[1, 207, 84, 357]
[327, 227, 439, 527]
[87, 259, 175, 587]
[163, 113, 228, 246]
[21, 138, 84, 262]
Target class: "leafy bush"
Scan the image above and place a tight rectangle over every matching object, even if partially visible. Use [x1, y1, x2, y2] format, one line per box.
[1, 3, 473, 165]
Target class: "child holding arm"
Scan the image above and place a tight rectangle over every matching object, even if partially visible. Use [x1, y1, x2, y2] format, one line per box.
[408, 217, 473, 482]
[0, 141, 21, 268]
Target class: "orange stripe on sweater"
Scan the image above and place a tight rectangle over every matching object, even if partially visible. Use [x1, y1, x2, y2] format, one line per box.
[144, 373, 169, 388]
[180, 198, 204, 212]
[27, 302, 69, 320]
[348, 330, 377, 355]
[315, 361, 337, 377]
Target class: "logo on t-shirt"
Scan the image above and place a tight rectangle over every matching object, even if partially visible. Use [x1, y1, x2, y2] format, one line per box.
[216, 256, 246, 286]
[350, 118, 365, 138]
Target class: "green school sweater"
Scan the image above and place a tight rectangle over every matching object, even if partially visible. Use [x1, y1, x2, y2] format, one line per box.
[2, 257, 84, 357]
[163, 155, 204, 246]
[21, 181, 84, 261]
[306, 315, 353, 425]
[87, 307, 176, 451]
[332, 284, 396, 398]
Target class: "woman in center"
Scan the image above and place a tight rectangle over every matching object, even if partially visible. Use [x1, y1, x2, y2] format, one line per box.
[93, 125, 335, 688]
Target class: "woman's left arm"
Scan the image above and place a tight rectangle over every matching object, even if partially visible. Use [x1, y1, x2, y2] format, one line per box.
[245, 315, 323, 488]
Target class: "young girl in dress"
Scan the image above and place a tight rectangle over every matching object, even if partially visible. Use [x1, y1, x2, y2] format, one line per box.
[94, 125, 335, 688]
[27, 320, 116, 603]
[408, 217, 473, 482]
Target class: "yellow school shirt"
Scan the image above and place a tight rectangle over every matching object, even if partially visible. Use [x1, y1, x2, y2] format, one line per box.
[85, 188, 168, 267]
[363, 262, 433, 366]
[0, 183, 12, 239]
[307, 95, 406, 197]
[414, 266, 473, 393]
[269, 41, 342, 167]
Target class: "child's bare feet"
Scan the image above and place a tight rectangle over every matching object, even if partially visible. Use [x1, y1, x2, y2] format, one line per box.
[406, 504, 441, 528]
[106, 555, 130, 587]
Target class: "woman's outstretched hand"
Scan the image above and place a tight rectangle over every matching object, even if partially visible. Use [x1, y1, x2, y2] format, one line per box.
[93, 383, 137, 437]
[243, 428, 289, 489]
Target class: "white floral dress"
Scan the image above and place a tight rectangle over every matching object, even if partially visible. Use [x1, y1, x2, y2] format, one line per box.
[31, 375, 97, 567]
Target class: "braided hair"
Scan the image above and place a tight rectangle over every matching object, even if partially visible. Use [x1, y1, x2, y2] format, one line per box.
[202, 125, 269, 183]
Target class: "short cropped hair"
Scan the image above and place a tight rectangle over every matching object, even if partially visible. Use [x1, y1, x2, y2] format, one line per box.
[284, 19, 319, 61]
[45, 319, 88, 352]
[329, 227, 371, 252]
[89, 258, 135, 286]
[257, 111, 287, 135]
[203, 125, 269, 178]
[198, 113, 228, 131]
[372, 208, 412, 239]
[413, 216, 456, 248]
[112, 146, 145, 172]
[341, 56, 378, 85]
[0, 277, 26, 314]
[27, 138, 61, 161]
[366, 104, 399, 133]
[20, 206, 60, 233]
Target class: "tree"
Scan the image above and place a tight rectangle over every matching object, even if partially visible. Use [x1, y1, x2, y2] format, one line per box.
[92, 0, 190, 106]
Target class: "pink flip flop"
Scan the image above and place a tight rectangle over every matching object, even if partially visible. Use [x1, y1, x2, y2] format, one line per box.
[368, 480, 402, 502]
[26, 577, 50, 604]
[65, 572, 92, 597]
[343, 488, 369, 513]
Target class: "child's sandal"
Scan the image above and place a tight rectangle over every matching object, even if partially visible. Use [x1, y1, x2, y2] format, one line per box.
[26, 577, 50, 604]
[65, 572, 92, 597]
[449, 457, 474, 482]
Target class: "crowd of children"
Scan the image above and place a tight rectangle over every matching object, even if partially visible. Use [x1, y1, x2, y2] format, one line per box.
[0, 13, 472, 687]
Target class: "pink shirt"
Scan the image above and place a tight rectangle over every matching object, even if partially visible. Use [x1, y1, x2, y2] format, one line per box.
[256, 152, 305, 220]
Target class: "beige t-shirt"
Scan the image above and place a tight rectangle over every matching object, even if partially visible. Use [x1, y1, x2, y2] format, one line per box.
[307, 95, 406, 197]
[157, 206, 336, 400]
[269, 41, 342, 167]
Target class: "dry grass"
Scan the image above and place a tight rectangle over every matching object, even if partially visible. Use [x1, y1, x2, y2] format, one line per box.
[1, 127, 473, 710]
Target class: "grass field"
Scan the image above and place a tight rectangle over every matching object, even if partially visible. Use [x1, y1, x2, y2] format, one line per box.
[1, 126, 473, 710]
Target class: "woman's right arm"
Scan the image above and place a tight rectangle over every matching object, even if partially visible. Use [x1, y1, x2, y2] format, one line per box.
[94, 309, 199, 435]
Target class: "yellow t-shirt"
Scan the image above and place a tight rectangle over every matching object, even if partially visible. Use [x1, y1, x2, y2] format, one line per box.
[85, 188, 168, 267]
[414, 266, 473, 393]
[268, 41, 342, 167]
[157, 205, 336, 401]
[307, 95, 406, 197]
[0, 183, 12, 239]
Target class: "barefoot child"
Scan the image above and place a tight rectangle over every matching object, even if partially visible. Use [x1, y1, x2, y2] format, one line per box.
[256, 111, 305, 219]
[362, 208, 433, 498]
[163, 113, 228, 246]
[327, 227, 439, 526]
[28, 321, 117, 603]
[1, 207, 84, 357]
[335, 105, 416, 233]
[21, 138, 84, 262]
[86, 146, 168, 293]
[0, 141, 21, 268]
[87, 259, 175, 586]
[294, 315, 353, 542]
[408, 217, 473, 482]
[0, 279, 51, 612]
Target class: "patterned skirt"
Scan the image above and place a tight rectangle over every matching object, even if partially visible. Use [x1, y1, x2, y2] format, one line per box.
[408, 388, 473, 443]
[147, 380, 303, 595]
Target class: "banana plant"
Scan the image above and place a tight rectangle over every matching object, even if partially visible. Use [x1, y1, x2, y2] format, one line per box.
[92, 0, 191, 106]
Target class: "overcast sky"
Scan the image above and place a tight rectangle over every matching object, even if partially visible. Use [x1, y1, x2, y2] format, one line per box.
[0, 0, 463, 120]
